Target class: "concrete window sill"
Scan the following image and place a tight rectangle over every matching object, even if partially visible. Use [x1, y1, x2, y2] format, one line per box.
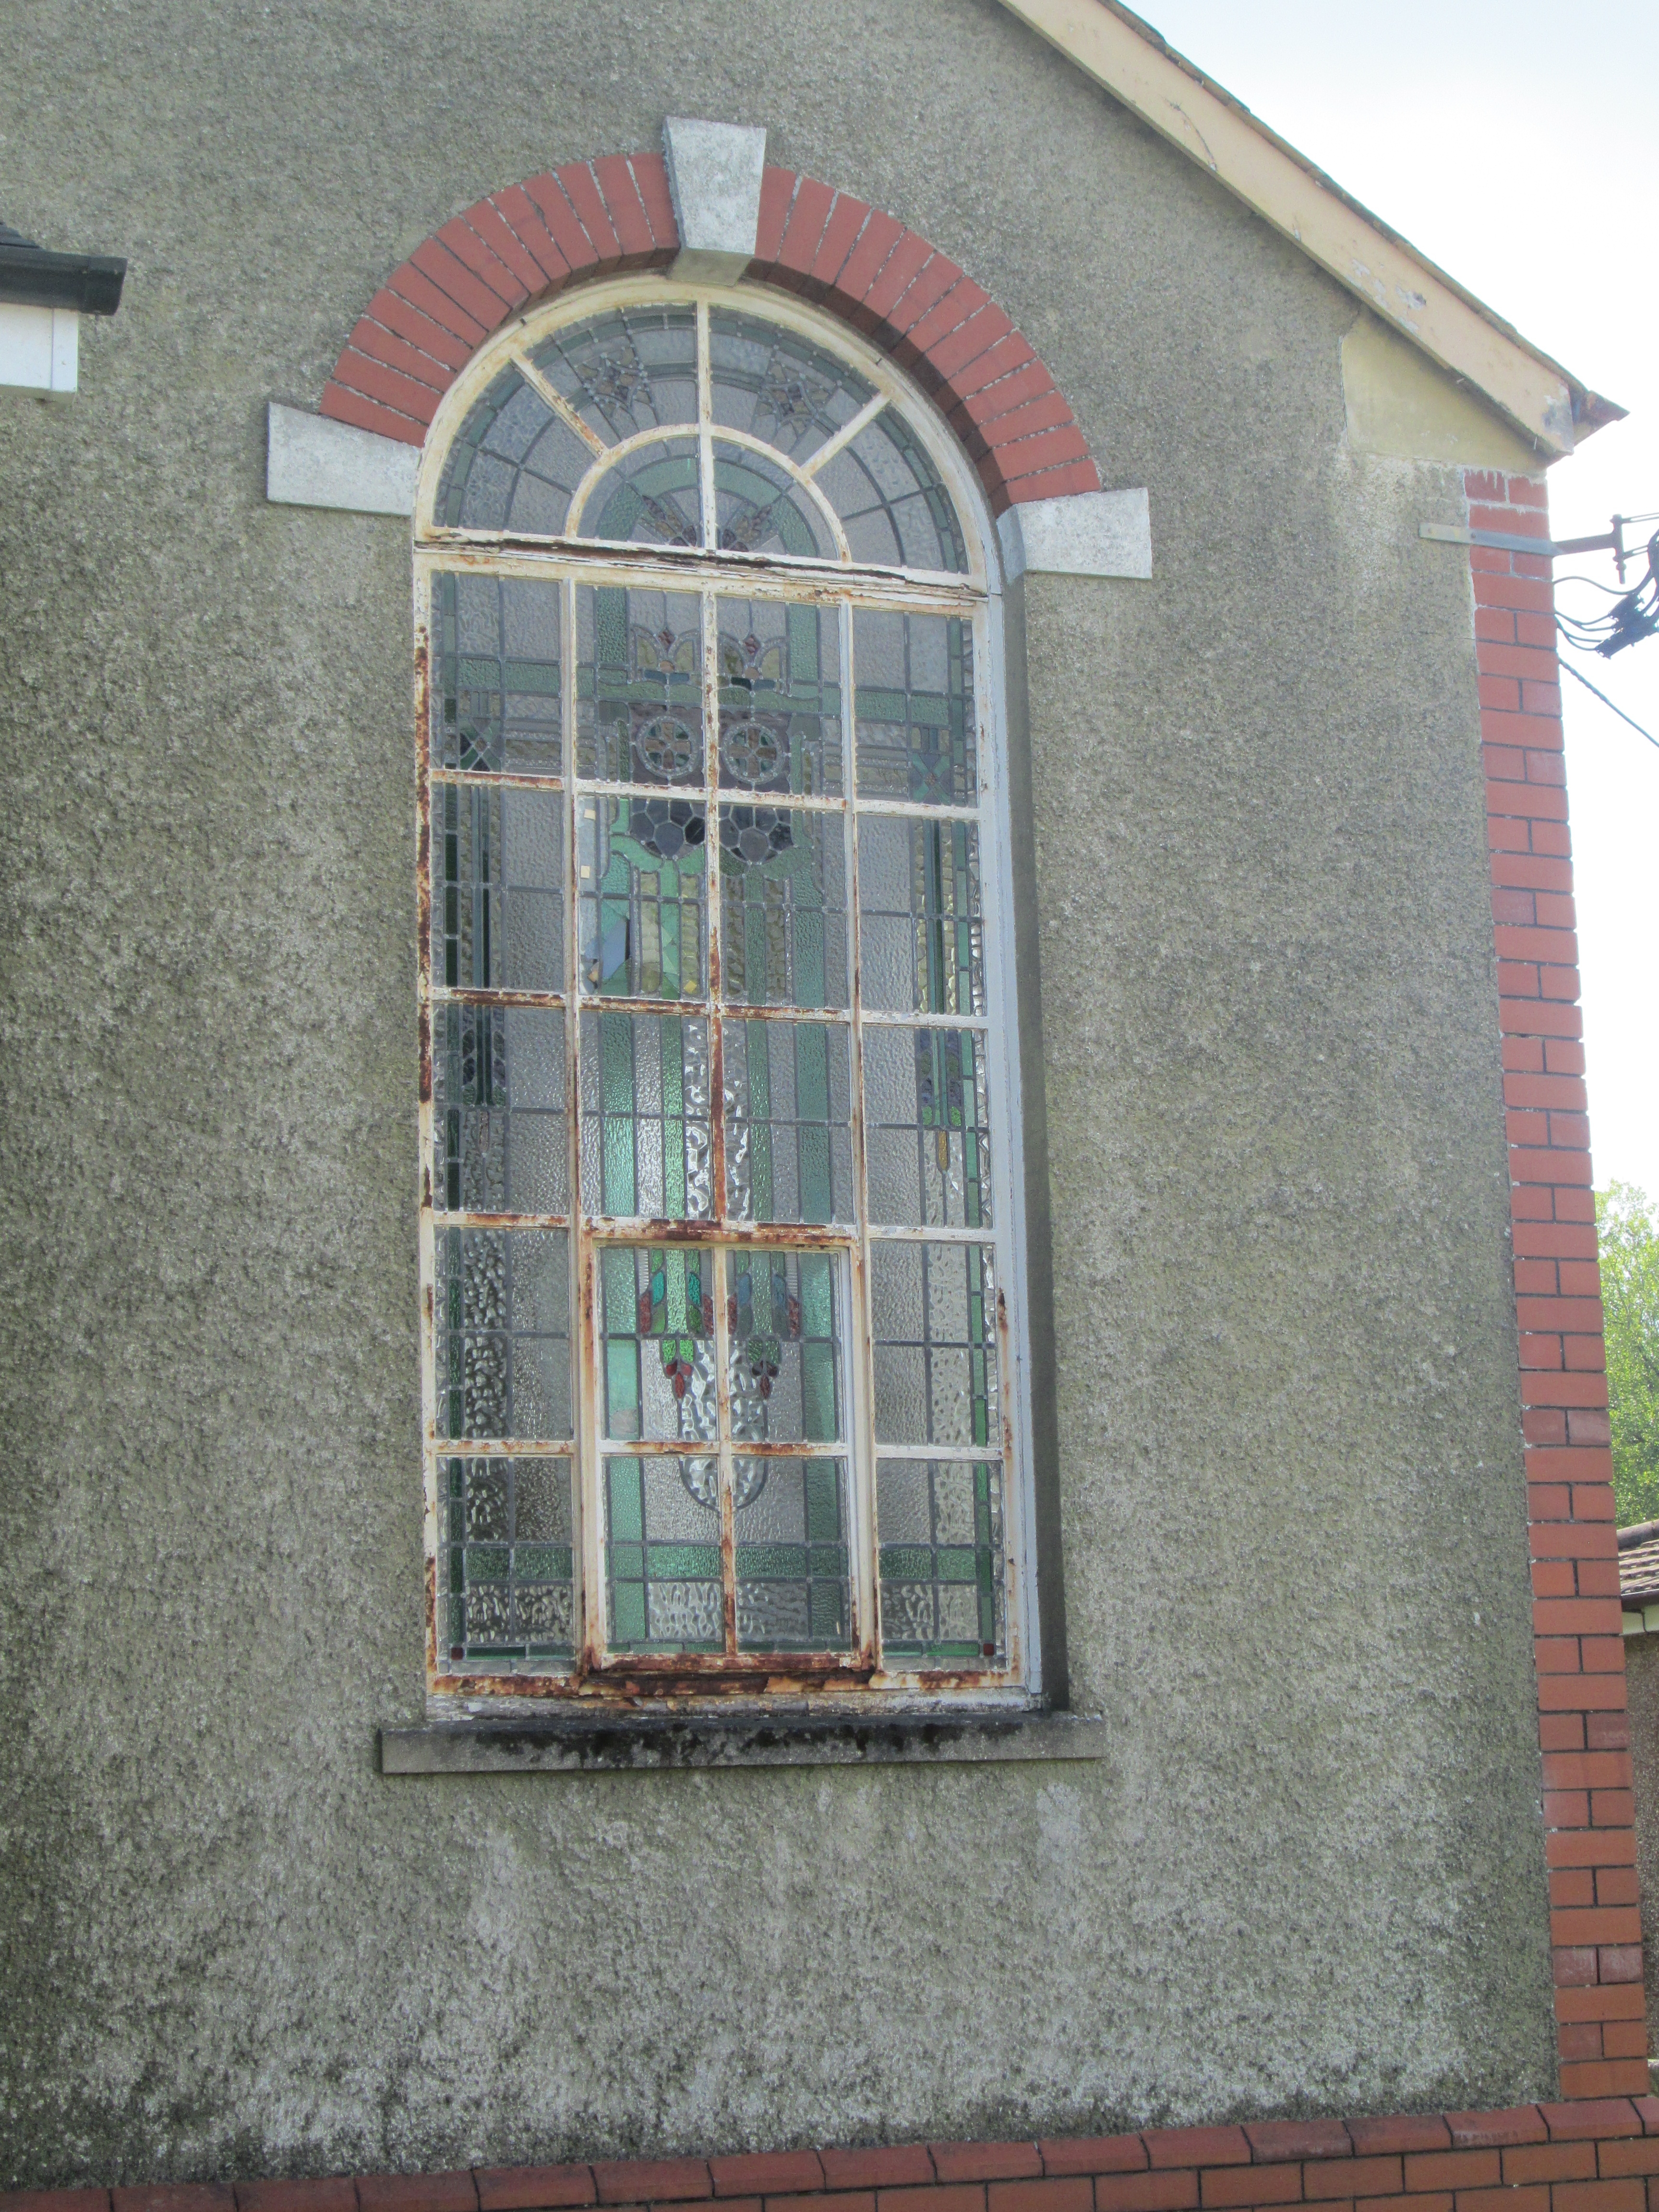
[379, 1710, 1108, 1774]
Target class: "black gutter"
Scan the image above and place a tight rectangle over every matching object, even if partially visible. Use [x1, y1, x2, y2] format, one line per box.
[0, 229, 125, 315]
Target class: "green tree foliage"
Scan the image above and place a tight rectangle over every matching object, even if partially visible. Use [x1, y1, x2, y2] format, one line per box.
[1595, 1182, 1659, 1527]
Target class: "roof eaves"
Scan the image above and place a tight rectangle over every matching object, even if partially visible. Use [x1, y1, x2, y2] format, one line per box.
[994, 0, 1623, 459]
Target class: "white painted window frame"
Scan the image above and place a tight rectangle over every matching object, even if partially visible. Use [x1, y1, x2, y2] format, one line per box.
[415, 276, 1042, 1713]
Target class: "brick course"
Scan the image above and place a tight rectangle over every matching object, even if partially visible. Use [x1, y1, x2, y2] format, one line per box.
[317, 156, 1100, 516]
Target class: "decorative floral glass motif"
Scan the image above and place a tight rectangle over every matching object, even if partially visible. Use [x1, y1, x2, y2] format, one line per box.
[420, 288, 1022, 1687]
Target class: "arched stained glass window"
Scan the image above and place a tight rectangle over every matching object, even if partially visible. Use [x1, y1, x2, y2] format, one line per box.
[415, 279, 1033, 1704]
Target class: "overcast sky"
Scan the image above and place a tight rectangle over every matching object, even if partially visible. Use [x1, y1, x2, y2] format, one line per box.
[1128, 0, 1659, 1196]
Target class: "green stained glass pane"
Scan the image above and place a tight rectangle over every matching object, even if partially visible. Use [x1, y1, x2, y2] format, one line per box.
[877, 1457, 1006, 1664]
[716, 597, 842, 795]
[718, 806, 848, 1010]
[530, 305, 698, 445]
[433, 781, 565, 995]
[854, 609, 975, 804]
[578, 435, 702, 548]
[431, 570, 565, 774]
[723, 1019, 853, 1225]
[443, 1455, 576, 1669]
[734, 1457, 852, 1653]
[869, 1239, 998, 1449]
[578, 793, 707, 1003]
[599, 1245, 716, 1444]
[433, 1004, 567, 1218]
[862, 1025, 992, 1230]
[727, 1248, 843, 1445]
[580, 1011, 711, 1220]
[709, 309, 875, 465]
[576, 585, 703, 784]
[605, 1453, 722, 1652]
[857, 814, 984, 1015]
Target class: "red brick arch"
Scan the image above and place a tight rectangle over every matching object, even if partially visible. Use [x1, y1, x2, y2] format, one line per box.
[319, 153, 1100, 517]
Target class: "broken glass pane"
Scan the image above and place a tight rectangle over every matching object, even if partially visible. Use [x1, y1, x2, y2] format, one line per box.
[605, 1453, 724, 1652]
[443, 1454, 576, 1662]
[717, 598, 842, 796]
[433, 1003, 568, 1216]
[735, 1456, 852, 1651]
[862, 1026, 991, 1230]
[854, 608, 975, 805]
[433, 364, 593, 537]
[727, 1248, 842, 1445]
[433, 781, 564, 994]
[579, 1010, 712, 1220]
[576, 585, 702, 785]
[718, 805, 847, 1010]
[877, 1456, 1005, 1663]
[578, 793, 707, 1001]
[709, 308, 874, 465]
[598, 1243, 718, 1444]
[433, 1226, 570, 1441]
[431, 572, 563, 778]
[857, 813, 984, 1015]
[724, 1018, 853, 1226]
[529, 305, 698, 444]
[869, 1240, 998, 1449]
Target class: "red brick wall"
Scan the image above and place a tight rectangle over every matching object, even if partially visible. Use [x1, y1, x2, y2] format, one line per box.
[16, 2100, 1659, 2212]
[1473, 467, 1648, 2092]
[316, 155, 1100, 516]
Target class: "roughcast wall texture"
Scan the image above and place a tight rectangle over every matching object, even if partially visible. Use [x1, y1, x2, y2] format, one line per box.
[0, 0, 1555, 2186]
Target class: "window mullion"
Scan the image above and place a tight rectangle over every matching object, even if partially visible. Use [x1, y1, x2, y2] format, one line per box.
[712, 1244, 737, 1659]
[696, 300, 715, 555]
[842, 596, 881, 1674]
[566, 569, 604, 1667]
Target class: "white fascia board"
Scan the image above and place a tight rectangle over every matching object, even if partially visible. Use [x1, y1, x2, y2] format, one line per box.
[998, 487, 1152, 582]
[0, 302, 78, 395]
[663, 117, 767, 284]
[266, 402, 420, 516]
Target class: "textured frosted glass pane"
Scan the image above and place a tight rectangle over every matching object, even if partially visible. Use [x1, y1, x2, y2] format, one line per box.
[857, 813, 983, 1015]
[433, 1227, 570, 1441]
[870, 1240, 998, 1448]
[735, 1457, 851, 1652]
[441, 1454, 575, 1663]
[598, 1244, 717, 1445]
[433, 1004, 567, 1216]
[579, 1011, 711, 1220]
[433, 782, 564, 994]
[877, 1457, 1004, 1663]
[854, 609, 975, 805]
[719, 806, 847, 1010]
[432, 370, 590, 539]
[709, 309, 874, 464]
[713, 442, 836, 561]
[576, 586, 702, 785]
[724, 1019, 853, 1226]
[727, 1248, 842, 1445]
[605, 1453, 723, 1652]
[529, 305, 698, 444]
[578, 794, 707, 1002]
[717, 598, 842, 796]
[577, 435, 701, 548]
[431, 572, 564, 777]
[862, 1026, 991, 1229]
[812, 409, 967, 573]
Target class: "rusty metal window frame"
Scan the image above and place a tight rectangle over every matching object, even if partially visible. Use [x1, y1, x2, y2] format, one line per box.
[412, 278, 1041, 1713]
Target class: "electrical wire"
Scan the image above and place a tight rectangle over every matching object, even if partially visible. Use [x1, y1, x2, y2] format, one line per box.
[1556, 651, 1659, 751]
[1554, 527, 1659, 658]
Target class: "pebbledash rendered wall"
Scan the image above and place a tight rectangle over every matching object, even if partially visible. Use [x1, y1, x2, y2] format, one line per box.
[0, 0, 1638, 2190]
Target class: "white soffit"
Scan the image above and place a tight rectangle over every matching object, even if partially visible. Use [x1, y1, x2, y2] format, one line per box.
[993, 0, 1620, 459]
[266, 402, 420, 516]
[663, 117, 768, 284]
[998, 488, 1152, 582]
[0, 302, 78, 396]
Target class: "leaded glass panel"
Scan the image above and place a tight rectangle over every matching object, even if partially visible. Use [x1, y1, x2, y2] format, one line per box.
[421, 289, 1023, 1688]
